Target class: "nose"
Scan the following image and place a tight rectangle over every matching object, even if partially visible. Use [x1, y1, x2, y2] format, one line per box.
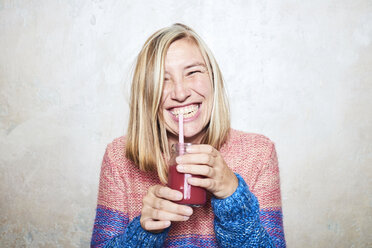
[170, 79, 191, 102]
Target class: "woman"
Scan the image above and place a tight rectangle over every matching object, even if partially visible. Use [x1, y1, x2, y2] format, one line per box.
[91, 23, 285, 247]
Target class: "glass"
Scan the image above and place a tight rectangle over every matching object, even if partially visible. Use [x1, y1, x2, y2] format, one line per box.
[168, 143, 206, 207]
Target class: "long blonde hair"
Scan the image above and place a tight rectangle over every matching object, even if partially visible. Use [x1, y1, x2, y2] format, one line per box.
[126, 23, 230, 184]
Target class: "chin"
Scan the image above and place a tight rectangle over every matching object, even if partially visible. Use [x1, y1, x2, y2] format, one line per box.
[183, 124, 208, 143]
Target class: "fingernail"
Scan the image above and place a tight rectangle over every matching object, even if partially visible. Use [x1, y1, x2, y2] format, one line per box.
[187, 177, 196, 184]
[176, 156, 181, 163]
[177, 165, 184, 172]
[184, 207, 193, 215]
[175, 192, 183, 200]
[186, 146, 192, 153]
[183, 216, 190, 221]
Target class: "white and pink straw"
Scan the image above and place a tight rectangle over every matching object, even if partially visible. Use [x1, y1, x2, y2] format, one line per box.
[178, 113, 191, 199]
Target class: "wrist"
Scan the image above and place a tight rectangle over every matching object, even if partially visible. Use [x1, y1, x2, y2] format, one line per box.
[217, 173, 239, 199]
[212, 173, 259, 223]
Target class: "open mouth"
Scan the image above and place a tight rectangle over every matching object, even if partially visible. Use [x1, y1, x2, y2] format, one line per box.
[170, 104, 200, 119]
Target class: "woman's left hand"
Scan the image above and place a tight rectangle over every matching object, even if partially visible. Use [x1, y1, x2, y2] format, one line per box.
[176, 144, 238, 199]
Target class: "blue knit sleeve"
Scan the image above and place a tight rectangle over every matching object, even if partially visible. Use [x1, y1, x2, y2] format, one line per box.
[212, 173, 275, 248]
[102, 215, 169, 248]
[90, 144, 170, 248]
[91, 209, 169, 248]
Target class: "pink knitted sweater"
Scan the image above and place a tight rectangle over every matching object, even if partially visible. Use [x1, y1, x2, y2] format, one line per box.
[91, 129, 285, 247]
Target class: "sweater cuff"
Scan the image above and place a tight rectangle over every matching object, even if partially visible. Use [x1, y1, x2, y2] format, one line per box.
[123, 215, 170, 247]
[211, 173, 259, 223]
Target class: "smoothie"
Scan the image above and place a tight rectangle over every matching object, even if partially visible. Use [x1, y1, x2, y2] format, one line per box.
[168, 163, 206, 206]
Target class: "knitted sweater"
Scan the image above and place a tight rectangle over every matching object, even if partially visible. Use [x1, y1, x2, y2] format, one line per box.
[91, 129, 286, 247]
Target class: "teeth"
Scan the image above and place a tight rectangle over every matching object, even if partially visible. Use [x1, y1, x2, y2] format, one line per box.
[183, 110, 197, 118]
[171, 104, 199, 118]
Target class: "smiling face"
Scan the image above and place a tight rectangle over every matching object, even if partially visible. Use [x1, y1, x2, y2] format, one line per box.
[161, 38, 213, 146]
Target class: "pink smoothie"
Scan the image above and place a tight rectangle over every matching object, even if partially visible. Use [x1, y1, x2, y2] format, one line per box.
[168, 164, 206, 206]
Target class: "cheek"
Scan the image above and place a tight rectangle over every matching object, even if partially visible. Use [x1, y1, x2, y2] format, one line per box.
[205, 83, 213, 99]
[194, 79, 213, 120]
[193, 76, 212, 97]
[159, 99, 168, 122]
[199, 79, 213, 113]
[161, 87, 171, 109]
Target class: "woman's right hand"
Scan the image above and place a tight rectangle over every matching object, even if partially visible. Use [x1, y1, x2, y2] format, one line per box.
[140, 185, 194, 233]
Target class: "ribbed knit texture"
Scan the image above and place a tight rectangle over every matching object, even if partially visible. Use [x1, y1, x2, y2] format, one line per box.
[91, 129, 286, 247]
[212, 174, 274, 247]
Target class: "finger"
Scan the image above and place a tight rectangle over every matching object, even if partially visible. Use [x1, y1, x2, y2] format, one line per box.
[176, 164, 214, 177]
[185, 144, 218, 155]
[150, 208, 190, 222]
[176, 153, 216, 166]
[141, 219, 171, 231]
[151, 185, 183, 201]
[187, 177, 215, 190]
[148, 197, 193, 217]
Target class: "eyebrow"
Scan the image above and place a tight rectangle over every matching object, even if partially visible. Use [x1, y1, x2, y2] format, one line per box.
[164, 62, 207, 75]
[184, 62, 207, 70]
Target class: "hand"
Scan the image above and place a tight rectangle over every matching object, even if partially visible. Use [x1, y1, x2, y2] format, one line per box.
[176, 144, 238, 199]
[140, 185, 193, 233]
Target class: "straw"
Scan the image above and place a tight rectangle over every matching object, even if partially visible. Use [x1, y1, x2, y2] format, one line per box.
[178, 114, 184, 144]
[178, 113, 190, 199]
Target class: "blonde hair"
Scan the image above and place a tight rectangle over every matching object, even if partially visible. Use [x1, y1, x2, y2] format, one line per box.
[126, 23, 230, 184]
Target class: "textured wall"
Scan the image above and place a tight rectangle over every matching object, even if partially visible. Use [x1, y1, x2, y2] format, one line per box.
[0, 0, 371, 247]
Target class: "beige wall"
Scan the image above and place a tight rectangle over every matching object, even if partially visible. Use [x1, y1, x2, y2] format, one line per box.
[1, 1, 371, 247]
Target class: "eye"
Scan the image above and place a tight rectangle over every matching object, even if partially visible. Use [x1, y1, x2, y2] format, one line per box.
[187, 70, 201, 76]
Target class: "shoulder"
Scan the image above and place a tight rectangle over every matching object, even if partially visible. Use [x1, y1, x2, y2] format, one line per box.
[102, 136, 161, 188]
[220, 129, 276, 170]
[223, 129, 275, 152]
[103, 136, 134, 168]
[106, 135, 127, 153]
[222, 129, 278, 187]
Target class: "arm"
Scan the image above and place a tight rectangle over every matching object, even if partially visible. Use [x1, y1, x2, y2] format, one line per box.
[212, 173, 275, 247]
[212, 144, 286, 248]
[253, 143, 286, 247]
[175, 142, 285, 247]
[90, 146, 169, 248]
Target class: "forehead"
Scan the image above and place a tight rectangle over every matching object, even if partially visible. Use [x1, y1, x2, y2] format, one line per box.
[165, 39, 205, 70]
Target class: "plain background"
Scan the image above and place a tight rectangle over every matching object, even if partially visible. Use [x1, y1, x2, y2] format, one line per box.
[1, 0, 371, 247]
